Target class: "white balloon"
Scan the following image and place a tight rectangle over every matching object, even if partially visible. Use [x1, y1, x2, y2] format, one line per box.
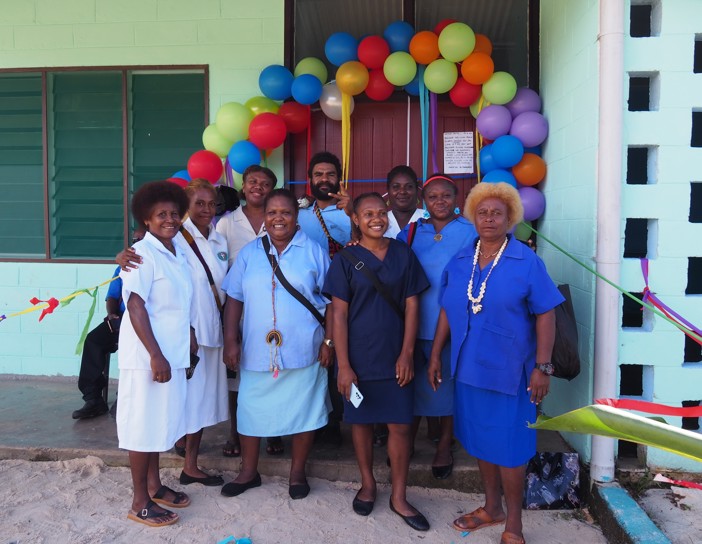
[319, 81, 355, 121]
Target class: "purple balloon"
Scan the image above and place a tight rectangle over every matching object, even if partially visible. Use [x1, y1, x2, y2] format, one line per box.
[510, 111, 549, 148]
[476, 105, 512, 140]
[519, 186, 546, 221]
[506, 87, 542, 118]
[491, 135, 524, 168]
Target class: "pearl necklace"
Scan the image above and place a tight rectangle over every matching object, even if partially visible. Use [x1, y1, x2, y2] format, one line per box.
[466, 237, 509, 314]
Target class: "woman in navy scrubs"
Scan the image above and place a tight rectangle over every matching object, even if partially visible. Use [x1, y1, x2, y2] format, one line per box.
[430, 182, 563, 544]
[324, 192, 430, 531]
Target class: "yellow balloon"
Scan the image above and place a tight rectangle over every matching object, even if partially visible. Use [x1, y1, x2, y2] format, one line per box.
[335, 61, 370, 96]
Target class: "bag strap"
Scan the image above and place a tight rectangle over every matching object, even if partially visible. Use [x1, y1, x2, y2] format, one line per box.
[406, 221, 418, 248]
[313, 202, 344, 258]
[180, 227, 224, 319]
[339, 248, 404, 320]
[261, 235, 325, 326]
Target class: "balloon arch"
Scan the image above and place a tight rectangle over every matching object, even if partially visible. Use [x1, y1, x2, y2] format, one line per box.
[171, 18, 550, 232]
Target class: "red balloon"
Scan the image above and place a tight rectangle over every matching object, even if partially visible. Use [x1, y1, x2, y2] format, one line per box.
[449, 78, 482, 108]
[187, 150, 223, 184]
[248, 112, 287, 150]
[434, 18, 458, 35]
[166, 177, 188, 188]
[358, 35, 390, 70]
[365, 69, 395, 101]
[278, 101, 309, 134]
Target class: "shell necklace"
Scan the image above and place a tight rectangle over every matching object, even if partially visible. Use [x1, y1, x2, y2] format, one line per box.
[466, 237, 508, 314]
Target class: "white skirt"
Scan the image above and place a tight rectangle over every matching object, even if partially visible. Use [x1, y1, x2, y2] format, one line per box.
[117, 368, 187, 452]
[184, 345, 229, 434]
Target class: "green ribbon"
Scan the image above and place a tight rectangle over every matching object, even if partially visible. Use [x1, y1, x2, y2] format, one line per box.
[72, 287, 99, 355]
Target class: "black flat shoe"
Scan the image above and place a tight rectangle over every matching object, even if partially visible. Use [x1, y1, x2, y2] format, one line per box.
[389, 498, 430, 532]
[179, 471, 224, 486]
[72, 399, 108, 420]
[288, 481, 310, 500]
[432, 456, 454, 480]
[221, 473, 262, 497]
[352, 491, 375, 516]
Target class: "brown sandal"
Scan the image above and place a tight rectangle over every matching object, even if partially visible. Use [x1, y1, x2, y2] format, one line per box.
[127, 500, 179, 527]
[452, 506, 506, 532]
[501, 531, 526, 544]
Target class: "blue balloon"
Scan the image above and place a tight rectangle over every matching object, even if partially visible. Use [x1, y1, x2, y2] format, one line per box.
[325, 32, 358, 66]
[491, 135, 524, 168]
[524, 145, 542, 156]
[259, 64, 294, 101]
[483, 169, 517, 187]
[479, 144, 497, 173]
[172, 169, 191, 181]
[291, 74, 323, 105]
[383, 20, 415, 53]
[404, 70, 421, 96]
[228, 141, 261, 174]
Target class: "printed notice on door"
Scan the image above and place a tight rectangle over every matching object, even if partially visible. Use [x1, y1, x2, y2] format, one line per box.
[443, 132, 474, 174]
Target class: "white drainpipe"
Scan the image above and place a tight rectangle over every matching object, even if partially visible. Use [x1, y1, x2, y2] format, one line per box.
[591, 0, 625, 483]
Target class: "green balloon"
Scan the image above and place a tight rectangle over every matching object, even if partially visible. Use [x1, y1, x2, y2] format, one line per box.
[423, 59, 458, 94]
[215, 102, 253, 143]
[514, 221, 532, 241]
[295, 57, 328, 84]
[232, 170, 244, 191]
[482, 71, 517, 105]
[469, 98, 483, 118]
[438, 22, 476, 63]
[383, 51, 417, 87]
[202, 124, 233, 158]
[245, 95, 280, 116]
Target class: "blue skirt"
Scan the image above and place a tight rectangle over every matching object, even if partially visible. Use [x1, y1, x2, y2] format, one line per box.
[343, 378, 413, 425]
[413, 340, 453, 417]
[454, 372, 536, 468]
[238, 363, 330, 436]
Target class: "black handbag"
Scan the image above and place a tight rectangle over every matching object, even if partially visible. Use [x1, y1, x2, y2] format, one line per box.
[523, 452, 581, 510]
[552, 284, 581, 380]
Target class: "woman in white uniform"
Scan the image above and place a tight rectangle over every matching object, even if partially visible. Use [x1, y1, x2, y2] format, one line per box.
[117, 180, 194, 527]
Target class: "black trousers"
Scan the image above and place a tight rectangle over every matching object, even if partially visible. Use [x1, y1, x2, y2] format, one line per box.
[78, 320, 118, 402]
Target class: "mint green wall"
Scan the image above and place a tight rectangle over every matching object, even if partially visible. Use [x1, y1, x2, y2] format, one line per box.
[0, 0, 284, 377]
[538, 0, 600, 462]
[620, 0, 702, 472]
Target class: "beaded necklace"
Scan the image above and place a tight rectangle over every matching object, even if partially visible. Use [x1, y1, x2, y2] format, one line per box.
[466, 237, 509, 314]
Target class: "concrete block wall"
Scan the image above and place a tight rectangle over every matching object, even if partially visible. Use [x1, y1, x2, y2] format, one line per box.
[0, 0, 284, 377]
[621, 0, 702, 472]
[538, 0, 601, 462]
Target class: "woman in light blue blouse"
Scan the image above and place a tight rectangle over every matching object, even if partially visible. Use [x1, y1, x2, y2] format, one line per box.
[397, 174, 476, 480]
[220, 189, 334, 501]
[430, 182, 563, 544]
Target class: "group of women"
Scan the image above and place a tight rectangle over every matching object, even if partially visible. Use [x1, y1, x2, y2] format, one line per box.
[116, 162, 563, 544]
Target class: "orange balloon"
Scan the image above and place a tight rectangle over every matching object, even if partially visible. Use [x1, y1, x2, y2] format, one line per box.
[473, 34, 493, 55]
[409, 30, 440, 65]
[335, 61, 369, 96]
[512, 153, 546, 186]
[461, 52, 494, 85]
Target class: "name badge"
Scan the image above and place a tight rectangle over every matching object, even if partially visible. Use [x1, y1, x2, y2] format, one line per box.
[218, 251, 228, 261]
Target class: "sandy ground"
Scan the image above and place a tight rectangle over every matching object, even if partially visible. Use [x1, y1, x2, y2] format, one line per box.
[0, 456, 607, 544]
[638, 485, 702, 544]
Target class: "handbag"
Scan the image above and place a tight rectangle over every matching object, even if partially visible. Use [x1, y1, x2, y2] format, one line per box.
[261, 236, 325, 325]
[523, 452, 581, 510]
[552, 284, 581, 380]
[339, 248, 404, 319]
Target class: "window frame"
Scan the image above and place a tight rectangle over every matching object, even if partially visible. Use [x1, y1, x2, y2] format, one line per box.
[0, 64, 209, 264]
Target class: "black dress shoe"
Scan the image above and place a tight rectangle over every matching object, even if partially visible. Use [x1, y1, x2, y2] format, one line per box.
[389, 498, 430, 532]
[179, 470, 224, 486]
[352, 491, 375, 516]
[72, 399, 109, 420]
[432, 456, 454, 480]
[288, 481, 310, 500]
[221, 473, 262, 497]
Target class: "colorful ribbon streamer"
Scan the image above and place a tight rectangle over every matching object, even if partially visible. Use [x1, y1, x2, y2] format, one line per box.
[418, 66, 429, 185]
[341, 93, 352, 189]
[430, 91, 438, 174]
[306, 104, 312, 196]
[30, 297, 59, 322]
[596, 398, 702, 417]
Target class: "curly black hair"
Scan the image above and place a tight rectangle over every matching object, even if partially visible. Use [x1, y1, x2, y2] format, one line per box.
[264, 188, 299, 215]
[307, 151, 341, 180]
[386, 165, 419, 188]
[131, 180, 189, 225]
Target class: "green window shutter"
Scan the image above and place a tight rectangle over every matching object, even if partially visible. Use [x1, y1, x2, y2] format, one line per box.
[0, 73, 45, 257]
[48, 72, 124, 259]
[130, 72, 205, 193]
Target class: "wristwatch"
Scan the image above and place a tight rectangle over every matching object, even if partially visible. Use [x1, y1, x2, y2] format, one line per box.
[323, 338, 335, 348]
[537, 362, 555, 376]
